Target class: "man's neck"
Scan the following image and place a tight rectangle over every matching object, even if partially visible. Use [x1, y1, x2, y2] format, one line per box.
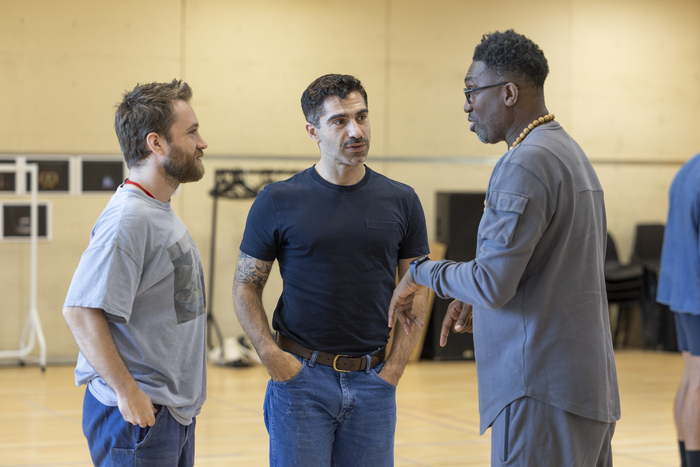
[314, 159, 366, 186]
[505, 105, 550, 148]
[126, 163, 179, 203]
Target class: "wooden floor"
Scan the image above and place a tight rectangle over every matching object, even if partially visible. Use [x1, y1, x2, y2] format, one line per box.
[0, 349, 683, 466]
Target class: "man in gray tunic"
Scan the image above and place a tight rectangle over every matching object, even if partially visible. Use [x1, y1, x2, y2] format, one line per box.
[389, 30, 620, 466]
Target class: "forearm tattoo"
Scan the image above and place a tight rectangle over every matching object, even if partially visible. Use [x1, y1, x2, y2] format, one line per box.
[235, 252, 273, 291]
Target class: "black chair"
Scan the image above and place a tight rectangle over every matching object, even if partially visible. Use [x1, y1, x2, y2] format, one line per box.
[632, 224, 665, 277]
[632, 224, 674, 351]
[605, 233, 651, 348]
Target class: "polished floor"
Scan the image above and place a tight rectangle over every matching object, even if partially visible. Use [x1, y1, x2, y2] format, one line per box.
[0, 349, 683, 466]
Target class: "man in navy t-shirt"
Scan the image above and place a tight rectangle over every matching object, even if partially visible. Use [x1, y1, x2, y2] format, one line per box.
[233, 74, 430, 466]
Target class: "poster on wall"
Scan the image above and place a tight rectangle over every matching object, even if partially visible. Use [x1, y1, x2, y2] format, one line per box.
[0, 159, 15, 192]
[26, 160, 70, 192]
[82, 160, 123, 192]
[1, 203, 51, 240]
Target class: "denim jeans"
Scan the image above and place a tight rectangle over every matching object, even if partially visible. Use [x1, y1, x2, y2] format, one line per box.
[264, 352, 397, 467]
[82, 387, 196, 466]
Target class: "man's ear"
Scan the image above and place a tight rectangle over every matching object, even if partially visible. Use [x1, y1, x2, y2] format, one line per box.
[503, 83, 519, 108]
[305, 122, 320, 143]
[145, 132, 168, 156]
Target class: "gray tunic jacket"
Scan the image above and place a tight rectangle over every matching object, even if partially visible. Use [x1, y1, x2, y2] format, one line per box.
[415, 122, 621, 434]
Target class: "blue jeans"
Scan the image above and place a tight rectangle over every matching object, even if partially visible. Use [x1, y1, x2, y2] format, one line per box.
[82, 387, 196, 466]
[264, 352, 397, 467]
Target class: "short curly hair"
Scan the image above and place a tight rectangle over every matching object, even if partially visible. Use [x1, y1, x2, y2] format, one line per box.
[473, 30, 549, 90]
[301, 74, 368, 127]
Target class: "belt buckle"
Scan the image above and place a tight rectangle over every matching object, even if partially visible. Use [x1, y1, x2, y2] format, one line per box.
[333, 354, 351, 372]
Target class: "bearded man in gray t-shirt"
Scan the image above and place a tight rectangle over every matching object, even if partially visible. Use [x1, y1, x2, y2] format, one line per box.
[63, 80, 208, 467]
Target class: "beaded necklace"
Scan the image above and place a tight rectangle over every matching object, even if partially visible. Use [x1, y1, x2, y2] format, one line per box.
[509, 113, 555, 150]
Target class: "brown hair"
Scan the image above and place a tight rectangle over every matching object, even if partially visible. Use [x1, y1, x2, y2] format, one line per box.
[114, 79, 192, 168]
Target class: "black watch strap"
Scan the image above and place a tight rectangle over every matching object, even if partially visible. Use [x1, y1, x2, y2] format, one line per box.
[410, 255, 430, 277]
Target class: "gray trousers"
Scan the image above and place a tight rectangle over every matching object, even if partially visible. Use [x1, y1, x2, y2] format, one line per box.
[490, 396, 615, 467]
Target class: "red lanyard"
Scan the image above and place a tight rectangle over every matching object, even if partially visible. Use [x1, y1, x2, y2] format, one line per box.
[124, 179, 155, 199]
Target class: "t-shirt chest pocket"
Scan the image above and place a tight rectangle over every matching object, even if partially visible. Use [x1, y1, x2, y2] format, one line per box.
[366, 220, 402, 263]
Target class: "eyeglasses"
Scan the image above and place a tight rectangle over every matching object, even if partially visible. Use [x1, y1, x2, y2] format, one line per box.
[463, 82, 520, 105]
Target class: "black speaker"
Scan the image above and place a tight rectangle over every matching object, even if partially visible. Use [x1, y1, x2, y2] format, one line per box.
[435, 192, 485, 260]
[421, 192, 485, 360]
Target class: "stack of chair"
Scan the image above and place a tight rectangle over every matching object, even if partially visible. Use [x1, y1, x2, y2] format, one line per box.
[632, 224, 676, 351]
[604, 233, 650, 348]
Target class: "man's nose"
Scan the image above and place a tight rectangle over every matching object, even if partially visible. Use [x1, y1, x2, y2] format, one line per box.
[347, 120, 363, 137]
[198, 135, 208, 150]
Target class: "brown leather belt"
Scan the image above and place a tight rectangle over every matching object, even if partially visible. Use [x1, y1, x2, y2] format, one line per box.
[276, 333, 386, 372]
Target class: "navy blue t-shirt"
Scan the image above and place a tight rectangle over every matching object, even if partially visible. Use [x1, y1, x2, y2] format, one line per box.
[240, 165, 429, 354]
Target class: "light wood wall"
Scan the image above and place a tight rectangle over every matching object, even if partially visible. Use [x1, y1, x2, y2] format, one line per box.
[1, 0, 698, 360]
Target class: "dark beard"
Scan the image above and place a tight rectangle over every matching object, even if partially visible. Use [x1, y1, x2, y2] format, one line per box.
[161, 146, 205, 184]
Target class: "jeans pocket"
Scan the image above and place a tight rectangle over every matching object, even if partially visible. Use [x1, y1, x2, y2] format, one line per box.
[137, 425, 149, 444]
[271, 356, 307, 386]
[134, 405, 165, 448]
[369, 363, 397, 390]
[110, 448, 135, 466]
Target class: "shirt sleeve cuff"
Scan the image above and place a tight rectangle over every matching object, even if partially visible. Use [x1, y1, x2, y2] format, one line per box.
[412, 259, 434, 287]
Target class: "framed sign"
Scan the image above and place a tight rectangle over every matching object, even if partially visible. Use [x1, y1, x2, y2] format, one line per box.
[1, 202, 51, 240]
[0, 160, 15, 192]
[81, 160, 124, 192]
[26, 160, 70, 192]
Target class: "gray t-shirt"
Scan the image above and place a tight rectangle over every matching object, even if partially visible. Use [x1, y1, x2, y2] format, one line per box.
[64, 186, 207, 425]
[415, 122, 620, 434]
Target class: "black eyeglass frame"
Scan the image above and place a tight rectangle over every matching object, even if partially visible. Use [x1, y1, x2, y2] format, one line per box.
[463, 82, 521, 104]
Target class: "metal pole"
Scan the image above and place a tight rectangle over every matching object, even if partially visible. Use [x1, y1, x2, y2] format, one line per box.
[0, 162, 46, 370]
[207, 174, 224, 358]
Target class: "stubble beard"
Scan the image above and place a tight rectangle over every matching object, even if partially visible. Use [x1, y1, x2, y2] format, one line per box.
[475, 118, 501, 145]
[320, 136, 370, 167]
[473, 109, 506, 145]
[338, 137, 370, 166]
[337, 151, 368, 167]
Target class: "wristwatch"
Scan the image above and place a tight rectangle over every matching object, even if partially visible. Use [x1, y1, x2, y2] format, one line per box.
[410, 255, 430, 278]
